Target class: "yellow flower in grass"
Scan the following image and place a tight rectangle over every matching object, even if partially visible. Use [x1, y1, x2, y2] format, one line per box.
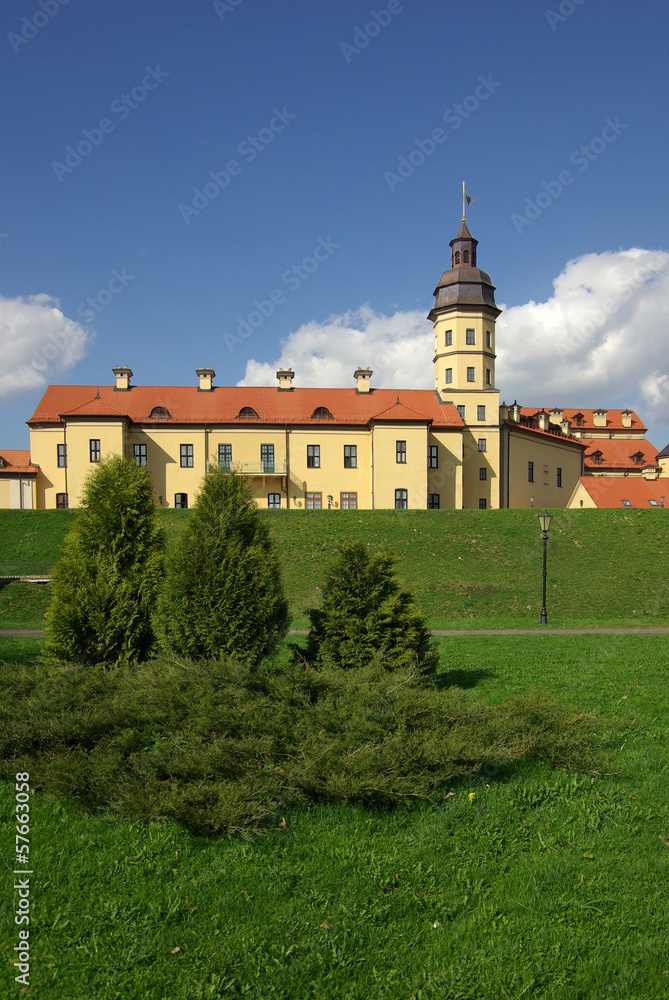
[468, 792, 476, 804]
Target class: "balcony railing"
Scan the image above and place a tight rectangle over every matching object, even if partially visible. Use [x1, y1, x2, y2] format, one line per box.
[219, 461, 287, 475]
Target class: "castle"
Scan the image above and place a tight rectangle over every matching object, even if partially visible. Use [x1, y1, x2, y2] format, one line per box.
[2, 219, 666, 511]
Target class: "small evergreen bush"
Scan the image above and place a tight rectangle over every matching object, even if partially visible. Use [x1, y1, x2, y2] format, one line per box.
[304, 540, 435, 671]
[155, 467, 289, 666]
[42, 455, 163, 666]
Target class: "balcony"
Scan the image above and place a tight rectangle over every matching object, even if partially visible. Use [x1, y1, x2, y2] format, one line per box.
[220, 461, 287, 475]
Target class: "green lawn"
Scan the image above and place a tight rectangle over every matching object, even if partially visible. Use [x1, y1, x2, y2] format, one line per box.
[1, 507, 668, 629]
[1, 633, 668, 999]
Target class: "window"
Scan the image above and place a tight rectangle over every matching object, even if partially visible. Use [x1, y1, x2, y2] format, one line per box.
[477, 405, 486, 421]
[467, 367, 475, 382]
[486, 369, 492, 386]
[463, 250, 469, 263]
[344, 445, 357, 468]
[268, 493, 281, 508]
[306, 492, 322, 510]
[557, 467, 563, 487]
[466, 328, 475, 345]
[631, 452, 645, 465]
[428, 445, 438, 468]
[445, 330, 452, 346]
[89, 439, 101, 463]
[621, 499, 632, 507]
[395, 489, 408, 509]
[454, 251, 460, 264]
[261, 444, 275, 472]
[457, 405, 465, 420]
[149, 406, 171, 418]
[445, 368, 453, 384]
[340, 492, 357, 510]
[528, 461, 534, 482]
[396, 440, 407, 464]
[486, 331, 492, 348]
[648, 499, 659, 507]
[311, 407, 334, 420]
[591, 450, 604, 465]
[479, 467, 487, 481]
[56, 492, 68, 508]
[57, 443, 67, 468]
[174, 493, 188, 509]
[133, 444, 147, 467]
[307, 445, 320, 469]
[479, 498, 487, 509]
[180, 444, 194, 468]
[428, 494, 440, 509]
[218, 444, 232, 470]
[237, 407, 259, 420]
[478, 439, 487, 452]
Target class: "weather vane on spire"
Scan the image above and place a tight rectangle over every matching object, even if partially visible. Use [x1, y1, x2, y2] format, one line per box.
[462, 182, 475, 221]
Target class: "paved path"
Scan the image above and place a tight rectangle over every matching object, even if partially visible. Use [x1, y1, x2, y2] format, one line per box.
[2, 627, 669, 639]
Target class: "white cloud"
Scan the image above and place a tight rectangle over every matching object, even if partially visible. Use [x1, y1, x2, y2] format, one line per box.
[0, 293, 90, 399]
[238, 248, 669, 440]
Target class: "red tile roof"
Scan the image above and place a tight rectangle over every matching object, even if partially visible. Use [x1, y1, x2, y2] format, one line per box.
[573, 476, 668, 508]
[0, 450, 39, 475]
[28, 385, 464, 428]
[582, 438, 659, 470]
[520, 407, 646, 432]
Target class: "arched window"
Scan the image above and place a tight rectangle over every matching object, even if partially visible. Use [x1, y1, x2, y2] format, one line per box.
[310, 406, 334, 420]
[463, 250, 469, 263]
[149, 406, 171, 418]
[237, 406, 259, 420]
[454, 251, 461, 264]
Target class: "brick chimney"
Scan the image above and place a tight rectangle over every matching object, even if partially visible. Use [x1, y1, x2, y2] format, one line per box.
[112, 365, 132, 390]
[196, 366, 215, 391]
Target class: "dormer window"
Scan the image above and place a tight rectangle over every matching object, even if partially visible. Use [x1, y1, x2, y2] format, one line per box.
[237, 406, 259, 420]
[310, 406, 334, 420]
[149, 406, 171, 419]
[591, 450, 604, 465]
[574, 413, 585, 426]
[631, 452, 645, 465]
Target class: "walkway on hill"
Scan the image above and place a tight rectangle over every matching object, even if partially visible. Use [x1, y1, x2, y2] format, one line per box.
[2, 627, 669, 639]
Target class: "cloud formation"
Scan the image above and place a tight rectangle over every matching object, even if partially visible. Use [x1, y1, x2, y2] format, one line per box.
[0, 293, 90, 400]
[238, 248, 669, 438]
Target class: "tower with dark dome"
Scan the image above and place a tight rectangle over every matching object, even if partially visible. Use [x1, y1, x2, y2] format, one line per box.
[428, 219, 502, 508]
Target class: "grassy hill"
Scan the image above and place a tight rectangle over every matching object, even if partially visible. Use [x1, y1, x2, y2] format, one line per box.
[0, 507, 667, 629]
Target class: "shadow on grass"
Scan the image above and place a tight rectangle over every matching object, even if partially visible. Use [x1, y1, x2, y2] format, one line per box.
[435, 667, 497, 690]
[0, 637, 43, 666]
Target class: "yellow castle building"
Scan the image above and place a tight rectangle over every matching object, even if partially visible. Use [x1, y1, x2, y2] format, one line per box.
[3, 219, 665, 511]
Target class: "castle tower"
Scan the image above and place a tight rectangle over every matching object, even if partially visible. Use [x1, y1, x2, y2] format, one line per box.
[428, 220, 501, 508]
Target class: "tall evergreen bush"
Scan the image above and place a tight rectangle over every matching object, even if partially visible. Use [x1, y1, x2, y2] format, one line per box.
[305, 540, 435, 671]
[155, 467, 289, 666]
[42, 455, 164, 666]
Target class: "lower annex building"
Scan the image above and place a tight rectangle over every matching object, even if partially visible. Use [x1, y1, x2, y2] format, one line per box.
[7, 219, 667, 511]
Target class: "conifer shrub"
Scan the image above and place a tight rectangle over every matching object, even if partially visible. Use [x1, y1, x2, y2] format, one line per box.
[42, 455, 163, 666]
[155, 467, 289, 666]
[304, 540, 435, 671]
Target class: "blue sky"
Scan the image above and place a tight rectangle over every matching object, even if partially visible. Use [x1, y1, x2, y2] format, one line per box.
[2, 0, 668, 450]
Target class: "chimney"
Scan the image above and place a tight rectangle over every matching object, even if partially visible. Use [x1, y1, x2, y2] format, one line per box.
[196, 366, 215, 391]
[642, 465, 659, 481]
[499, 401, 509, 423]
[561, 418, 572, 436]
[354, 367, 373, 393]
[112, 365, 132, 391]
[593, 407, 607, 428]
[510, 400, 521, 422]
[537, 410, 549, 431]
[276, 368, 295, 391]
[621, 408, 632, 428]
[550, 407, 563, 422]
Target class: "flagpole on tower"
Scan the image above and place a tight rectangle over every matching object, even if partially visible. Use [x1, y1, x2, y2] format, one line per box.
[462, 181, 466, 221]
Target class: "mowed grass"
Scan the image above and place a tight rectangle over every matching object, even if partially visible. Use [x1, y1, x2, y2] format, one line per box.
[0, 633, 668, 999]
[1, 507, 668, 629]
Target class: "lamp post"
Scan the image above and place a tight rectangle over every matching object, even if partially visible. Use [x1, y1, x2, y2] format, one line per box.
[538, 509, 553, 625]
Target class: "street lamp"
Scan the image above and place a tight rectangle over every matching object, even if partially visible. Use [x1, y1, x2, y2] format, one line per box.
[327, 494, 333, 509]
[538, 509, 553, 625]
